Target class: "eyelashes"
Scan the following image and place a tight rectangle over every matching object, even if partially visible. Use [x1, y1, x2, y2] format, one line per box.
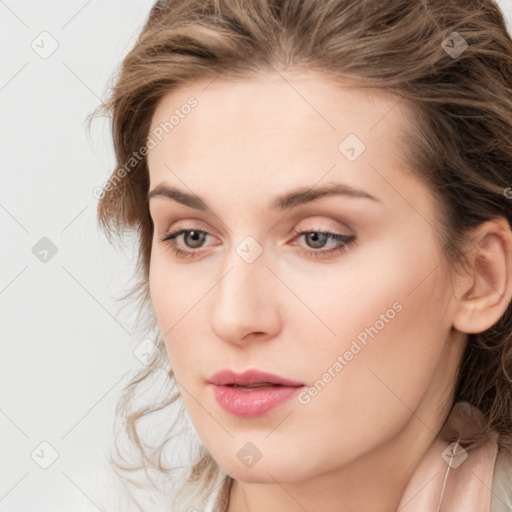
[158, 228, 356, 260]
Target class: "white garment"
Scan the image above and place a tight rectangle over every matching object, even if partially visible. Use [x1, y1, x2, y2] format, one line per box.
[202, 491, 218, 512]
[492, 448, 512, 512]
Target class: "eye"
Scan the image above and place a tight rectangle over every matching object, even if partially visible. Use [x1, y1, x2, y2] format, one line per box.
[158, 228, 356, 260]
[159, 229, 211, 258]
[293, 230, 356, 259]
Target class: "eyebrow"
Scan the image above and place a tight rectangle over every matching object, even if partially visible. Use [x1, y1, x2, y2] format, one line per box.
[147, 182, 379, 211]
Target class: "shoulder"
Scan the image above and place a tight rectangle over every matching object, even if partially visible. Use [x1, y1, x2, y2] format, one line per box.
[492, 447, 512, 512]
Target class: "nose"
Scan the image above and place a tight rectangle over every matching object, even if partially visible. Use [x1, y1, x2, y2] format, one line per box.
[210, 241, 282, 347]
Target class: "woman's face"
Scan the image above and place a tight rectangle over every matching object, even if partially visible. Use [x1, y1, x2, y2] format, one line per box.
[147, 71, 467, 485]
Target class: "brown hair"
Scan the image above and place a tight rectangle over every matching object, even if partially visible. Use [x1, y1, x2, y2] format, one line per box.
[90, 0, 512, 508]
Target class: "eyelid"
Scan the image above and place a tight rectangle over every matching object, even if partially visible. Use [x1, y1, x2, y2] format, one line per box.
[292, 218, 354, 239]
[159, 215, 353, 241]
[293, 223, 351, 236]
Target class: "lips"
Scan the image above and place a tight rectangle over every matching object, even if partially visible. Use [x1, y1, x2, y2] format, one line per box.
[207, 369, 305, 418]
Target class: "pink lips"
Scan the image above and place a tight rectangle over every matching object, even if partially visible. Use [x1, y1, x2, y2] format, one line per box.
[207, 369, 305, 418]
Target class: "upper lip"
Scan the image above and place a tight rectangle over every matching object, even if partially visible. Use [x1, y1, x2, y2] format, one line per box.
[207, 369, 305, 387]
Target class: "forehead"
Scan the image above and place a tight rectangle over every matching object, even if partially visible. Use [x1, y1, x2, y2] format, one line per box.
[148, 70, 408, 140]
[146, 70, 431, 220]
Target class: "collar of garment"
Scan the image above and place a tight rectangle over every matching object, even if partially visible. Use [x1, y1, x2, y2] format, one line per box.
[397, 401, 500, 512]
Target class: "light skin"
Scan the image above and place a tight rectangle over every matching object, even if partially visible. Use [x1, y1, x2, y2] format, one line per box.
[146, 70, 512, 512]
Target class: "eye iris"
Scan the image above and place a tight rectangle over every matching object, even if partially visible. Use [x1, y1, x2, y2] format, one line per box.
[306, 232, 327, 249]
[184, 230, 206, 248]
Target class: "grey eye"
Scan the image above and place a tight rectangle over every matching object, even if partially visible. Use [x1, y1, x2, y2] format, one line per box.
[304, 232, 329, 249]
[183, 230, 207, 248]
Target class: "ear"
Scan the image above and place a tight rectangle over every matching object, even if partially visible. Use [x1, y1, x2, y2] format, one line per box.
[452, 217, 512, 334]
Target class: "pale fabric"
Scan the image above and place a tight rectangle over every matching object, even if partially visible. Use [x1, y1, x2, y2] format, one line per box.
[492, 448, 512, 512]
[398, 401, 512, 512]
[204, 493, 218, 512]
[398, 402, 499, 511]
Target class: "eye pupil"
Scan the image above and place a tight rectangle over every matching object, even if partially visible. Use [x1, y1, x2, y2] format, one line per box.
[306, 232, 327, 249]
[184, 230, 206, 248]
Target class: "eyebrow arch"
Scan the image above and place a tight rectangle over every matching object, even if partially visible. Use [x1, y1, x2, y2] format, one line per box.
[147, 182, 379, 211]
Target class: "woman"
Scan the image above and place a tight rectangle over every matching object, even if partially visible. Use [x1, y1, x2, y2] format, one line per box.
[92, 0, 512, 510]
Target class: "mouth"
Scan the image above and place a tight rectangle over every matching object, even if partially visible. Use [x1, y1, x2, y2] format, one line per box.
[227, 382, 281, 389]
[207, 369, 305, 418]
[207, 368, 305, 387]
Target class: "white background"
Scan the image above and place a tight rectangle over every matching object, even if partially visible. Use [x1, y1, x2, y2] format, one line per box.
[1, 1, 512, 511]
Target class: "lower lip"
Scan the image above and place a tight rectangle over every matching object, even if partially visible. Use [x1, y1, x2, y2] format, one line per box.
[210, 384, 304, 418]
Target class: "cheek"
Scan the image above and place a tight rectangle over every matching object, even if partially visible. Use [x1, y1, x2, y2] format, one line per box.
[148, 255, 198, 371]
[266, 263, 451, 477]
[149, 257, 175, 337]
[276, 233, 443, 357]
[292, 233, 450, 389]
[302, 244, 451, 421]
[148, 243, 206, 327]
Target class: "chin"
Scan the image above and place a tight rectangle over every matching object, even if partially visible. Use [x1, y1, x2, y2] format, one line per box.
[212, 451, 314, 484]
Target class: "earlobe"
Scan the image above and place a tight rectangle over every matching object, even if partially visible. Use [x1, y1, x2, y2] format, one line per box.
[452, 217, 512, 334]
